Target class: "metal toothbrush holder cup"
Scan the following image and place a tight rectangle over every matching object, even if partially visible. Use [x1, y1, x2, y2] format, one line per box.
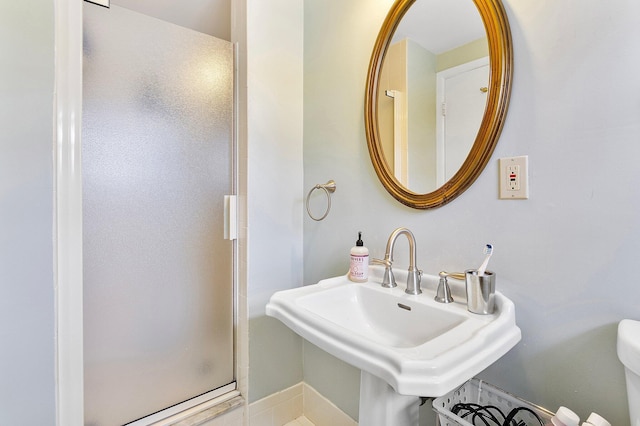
[465, 270, 496, 314]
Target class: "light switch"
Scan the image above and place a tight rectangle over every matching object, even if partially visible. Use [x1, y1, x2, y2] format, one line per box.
[499, 156, 529, 199]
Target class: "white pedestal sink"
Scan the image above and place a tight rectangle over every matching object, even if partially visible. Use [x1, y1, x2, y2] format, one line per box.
[266, 266, 521, 425]
[359, 371, 420, 425]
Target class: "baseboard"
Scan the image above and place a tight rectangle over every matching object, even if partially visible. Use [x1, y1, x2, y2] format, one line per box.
[248, 382, 356, 426]
[249, 383, 303, 425]
[302, 383, 357, 426]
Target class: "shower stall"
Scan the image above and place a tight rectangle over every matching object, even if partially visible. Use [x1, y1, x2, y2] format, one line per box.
[82, 4, 236, 425]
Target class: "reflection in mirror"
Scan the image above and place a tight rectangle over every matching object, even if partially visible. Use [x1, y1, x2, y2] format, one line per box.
[365, 0, 512, 209]
[377, 0, 488, 194]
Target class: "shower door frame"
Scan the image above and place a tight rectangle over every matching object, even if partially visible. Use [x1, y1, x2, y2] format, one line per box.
[53, 1, 246, 424]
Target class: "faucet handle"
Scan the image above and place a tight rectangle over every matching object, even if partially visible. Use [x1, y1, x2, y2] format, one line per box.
[371, 258, 396, 288]
[371, 258, 392, 267]
[445, 271, 466, 281]
[382, 271, 396, 288]
[435, 271, 454, 303]
[371, 256, 398, 288]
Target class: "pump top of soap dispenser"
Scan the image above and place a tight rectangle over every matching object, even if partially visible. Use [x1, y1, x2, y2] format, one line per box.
[356, 232, 364, 246]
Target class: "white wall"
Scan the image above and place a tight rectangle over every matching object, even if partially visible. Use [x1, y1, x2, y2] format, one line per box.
[246, 0, 304, 320]
[304, 0, 640, 424]
[246, 0, 305, 403]
[0, 1, 56, 424]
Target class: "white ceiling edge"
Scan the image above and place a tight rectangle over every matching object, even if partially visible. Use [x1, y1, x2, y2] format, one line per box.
[110, 0, 231, 40]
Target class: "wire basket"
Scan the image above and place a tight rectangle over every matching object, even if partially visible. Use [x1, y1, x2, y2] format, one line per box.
[432, 378, 554, 426]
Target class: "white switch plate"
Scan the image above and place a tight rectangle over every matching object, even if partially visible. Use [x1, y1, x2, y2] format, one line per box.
[499, 156, 529, 199]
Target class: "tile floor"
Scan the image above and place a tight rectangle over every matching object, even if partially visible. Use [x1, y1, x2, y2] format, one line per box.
[283, 416, 315, 426]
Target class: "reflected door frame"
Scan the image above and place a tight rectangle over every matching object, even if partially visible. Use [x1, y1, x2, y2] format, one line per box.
[435, 56, 489, 187]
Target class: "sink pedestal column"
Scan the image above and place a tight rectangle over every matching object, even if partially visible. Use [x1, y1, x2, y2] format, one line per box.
[359, 371, 419, 426]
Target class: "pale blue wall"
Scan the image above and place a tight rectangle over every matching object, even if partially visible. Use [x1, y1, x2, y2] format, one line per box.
[0, 1, 56, 424]
[246, 0, 305, 403]
[303, 0, 640, 424]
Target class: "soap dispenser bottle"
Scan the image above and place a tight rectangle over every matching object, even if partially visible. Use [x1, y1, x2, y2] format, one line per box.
[349, 232, 369, 282]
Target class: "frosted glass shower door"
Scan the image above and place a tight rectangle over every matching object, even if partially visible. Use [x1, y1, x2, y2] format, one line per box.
[82, 5, 234, 426]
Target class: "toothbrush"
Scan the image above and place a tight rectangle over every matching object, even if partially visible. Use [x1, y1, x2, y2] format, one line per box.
[477, 244, 493, 276]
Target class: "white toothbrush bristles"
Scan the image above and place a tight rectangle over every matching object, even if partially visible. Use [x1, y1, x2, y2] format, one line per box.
[477, 244, 493, 276]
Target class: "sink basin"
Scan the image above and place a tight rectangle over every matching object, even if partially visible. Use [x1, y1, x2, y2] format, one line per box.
[296, 283, 465, 349]
[266, 265, 521, 397]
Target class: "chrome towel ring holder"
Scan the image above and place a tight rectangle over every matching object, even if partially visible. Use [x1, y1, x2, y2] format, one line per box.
[306, 180, 336, 221]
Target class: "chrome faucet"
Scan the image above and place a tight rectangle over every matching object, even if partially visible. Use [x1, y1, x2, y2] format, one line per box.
[374, 227, 422, 295]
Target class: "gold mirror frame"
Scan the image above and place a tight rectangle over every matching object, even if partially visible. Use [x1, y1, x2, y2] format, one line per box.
[365, 0, 513, 209]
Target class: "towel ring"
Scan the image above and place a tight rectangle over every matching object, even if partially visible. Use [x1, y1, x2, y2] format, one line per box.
[306, 180, 336, 221]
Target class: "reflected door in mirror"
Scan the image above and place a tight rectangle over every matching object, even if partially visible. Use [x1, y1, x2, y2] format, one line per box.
[376, 0, 489, 194]
[436, 57, 489, 188]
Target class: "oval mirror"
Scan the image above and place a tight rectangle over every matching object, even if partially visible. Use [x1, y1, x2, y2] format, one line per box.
[365, 0, 513, 209]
